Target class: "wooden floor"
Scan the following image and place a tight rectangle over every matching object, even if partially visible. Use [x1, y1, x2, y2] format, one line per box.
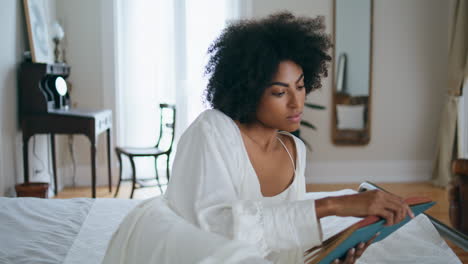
[56, 181, 467, 263]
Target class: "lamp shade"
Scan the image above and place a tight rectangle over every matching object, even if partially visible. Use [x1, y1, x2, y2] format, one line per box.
[51, 21, 64, 40]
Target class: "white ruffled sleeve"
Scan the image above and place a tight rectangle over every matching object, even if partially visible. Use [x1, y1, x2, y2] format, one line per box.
[231, 199, 322, 255]
[165, 111, 322, 257]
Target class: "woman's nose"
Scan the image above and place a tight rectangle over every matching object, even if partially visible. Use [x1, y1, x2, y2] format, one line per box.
[288, 92, 299, 108]
[289, 89, 303, 108]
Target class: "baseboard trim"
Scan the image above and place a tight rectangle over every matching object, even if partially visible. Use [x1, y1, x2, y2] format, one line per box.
[305, 160, 433, 184]
[59, 165, 120, 187]
[59, 165, 168, 187]
[57, 160, 433, 186]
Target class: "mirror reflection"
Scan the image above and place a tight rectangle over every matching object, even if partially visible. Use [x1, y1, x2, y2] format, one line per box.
[332, 0, 372, 145]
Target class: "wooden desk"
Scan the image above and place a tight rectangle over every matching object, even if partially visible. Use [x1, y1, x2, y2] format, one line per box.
[22, 109, 112, 198]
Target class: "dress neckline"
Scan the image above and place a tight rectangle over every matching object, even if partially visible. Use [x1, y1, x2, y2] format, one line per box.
[230, 118, 299, 198]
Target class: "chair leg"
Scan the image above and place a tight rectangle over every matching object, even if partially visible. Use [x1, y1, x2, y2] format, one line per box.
[129, 157, 137, 199]
[166, 154, 170, 181]
[154, 156, 163, 193]
[154, 156, 160, 181]
[114, 152, 123, 198]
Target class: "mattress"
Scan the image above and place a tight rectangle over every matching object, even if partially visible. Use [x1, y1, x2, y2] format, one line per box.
[0, 197, 141, 264]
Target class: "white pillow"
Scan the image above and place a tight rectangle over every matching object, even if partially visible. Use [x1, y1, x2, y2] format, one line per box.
[336, 104, 365, 130]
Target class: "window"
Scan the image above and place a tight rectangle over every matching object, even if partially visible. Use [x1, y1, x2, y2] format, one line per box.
[116, 0, 240, 178]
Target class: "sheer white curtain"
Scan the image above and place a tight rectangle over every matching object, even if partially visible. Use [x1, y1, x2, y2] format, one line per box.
[115, 0, 240, 178]
[458, 78, 468, 158]
[432, 0, 468, 186]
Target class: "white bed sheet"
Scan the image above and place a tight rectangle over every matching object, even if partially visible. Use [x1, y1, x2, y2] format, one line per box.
[0, 197, 140, 264]
[0, 190, 462, 264]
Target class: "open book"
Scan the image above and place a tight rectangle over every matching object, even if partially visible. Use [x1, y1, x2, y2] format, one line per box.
[303, 193, 435, 264]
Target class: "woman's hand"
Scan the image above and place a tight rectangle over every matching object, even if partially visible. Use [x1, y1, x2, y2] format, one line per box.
[316, 190, 415, 226]
[333, 233, 379, 264]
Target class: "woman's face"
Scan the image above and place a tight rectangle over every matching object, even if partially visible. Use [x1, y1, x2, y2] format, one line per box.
[255, 60, 306, 132]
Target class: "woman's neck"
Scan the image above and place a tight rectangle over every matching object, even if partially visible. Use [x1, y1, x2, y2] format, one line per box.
[235, 120, 279, 152]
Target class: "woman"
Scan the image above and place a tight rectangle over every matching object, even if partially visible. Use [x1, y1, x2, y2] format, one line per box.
[165, 12, 413, 264]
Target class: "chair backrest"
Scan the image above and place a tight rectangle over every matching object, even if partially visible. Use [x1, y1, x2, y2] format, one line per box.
[156, 103, 176, 152]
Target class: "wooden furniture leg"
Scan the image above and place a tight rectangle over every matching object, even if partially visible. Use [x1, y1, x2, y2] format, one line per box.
[450, 159, 468, 235]
[23, 135, 30, 183]
[91, 142, 97, 198]
[106, 129, 112, 193]
[50, 134, 58, 195]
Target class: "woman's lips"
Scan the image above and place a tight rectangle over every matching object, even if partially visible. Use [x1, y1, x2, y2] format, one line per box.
[287, 112, 302, 122]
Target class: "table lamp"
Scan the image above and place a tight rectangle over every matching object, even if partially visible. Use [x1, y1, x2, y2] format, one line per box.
[51, 21, 64, 63]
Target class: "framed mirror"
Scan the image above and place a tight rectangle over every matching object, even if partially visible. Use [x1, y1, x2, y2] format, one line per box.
[331, 0, 373, 145]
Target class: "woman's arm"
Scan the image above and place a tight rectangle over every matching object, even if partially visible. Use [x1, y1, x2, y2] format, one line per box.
[315, 189, 414, 226]
[316, 190, 414, 264]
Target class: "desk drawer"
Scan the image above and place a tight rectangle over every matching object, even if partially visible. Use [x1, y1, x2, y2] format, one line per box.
[95, 111, 112, 134]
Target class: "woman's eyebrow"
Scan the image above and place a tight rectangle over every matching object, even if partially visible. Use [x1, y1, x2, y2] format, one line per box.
[269, 81, 289, 87]
[296, 73, 304, 83]
[269, 74, 304, 87]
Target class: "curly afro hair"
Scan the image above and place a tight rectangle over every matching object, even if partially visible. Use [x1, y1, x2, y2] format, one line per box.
[204, 11, 332, 123]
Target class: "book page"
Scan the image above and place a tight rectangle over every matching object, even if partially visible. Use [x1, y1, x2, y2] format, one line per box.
[305, 189, 363, 240]
[320, 215, 363, 241]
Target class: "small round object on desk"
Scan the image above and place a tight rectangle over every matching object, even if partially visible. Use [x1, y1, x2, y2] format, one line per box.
[55, 76, 68, 96]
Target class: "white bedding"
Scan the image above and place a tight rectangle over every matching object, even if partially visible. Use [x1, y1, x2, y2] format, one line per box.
[0, 197, 141, 264]
[0, 191, 462, 264]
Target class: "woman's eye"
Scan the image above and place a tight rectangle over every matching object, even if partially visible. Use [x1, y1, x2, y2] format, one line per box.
[297, 85, 305, 90]
[272, 92, 285, 97]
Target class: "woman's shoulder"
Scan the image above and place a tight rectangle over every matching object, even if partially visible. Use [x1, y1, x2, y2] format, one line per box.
[193, 109, 234, 130]
[197, 109, 232, 123]
[278, 131, 306, 155]
[183, 109, 237, 139]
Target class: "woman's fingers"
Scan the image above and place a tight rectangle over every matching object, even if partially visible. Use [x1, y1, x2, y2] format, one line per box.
[388, 197, 411, 222]
[370, 191, 414, 225]
[364, 232, 379, 249]
[377, 209, 394, 226]
[407, 205, 415, 218]
[354, 233, 380, 261]
[334, 248, 356, 264]
[384, 199, 414, 224]
[354, 242, 366, 258]
[344, 248, 355, 264]
[335, 190, 415, 225]
[336, 233, 380, 264]
[385, 198, 404, 218]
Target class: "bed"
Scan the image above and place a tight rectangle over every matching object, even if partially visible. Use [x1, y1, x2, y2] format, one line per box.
[0, 197, 140, 264]
[0, 189, 463, 264]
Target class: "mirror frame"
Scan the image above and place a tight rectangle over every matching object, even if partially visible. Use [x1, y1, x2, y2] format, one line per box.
[331, 0, 374, 146]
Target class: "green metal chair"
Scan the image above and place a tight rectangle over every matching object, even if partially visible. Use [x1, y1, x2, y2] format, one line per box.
[114, 103, 176, 198]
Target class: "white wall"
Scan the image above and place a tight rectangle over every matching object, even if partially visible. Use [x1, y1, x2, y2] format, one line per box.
[249, 0, 449, 183]
[0, 0, 57, 196]
[55, 0, 104, 187]
[0, 0, 24, 196]
[1, 0, 450, 195]
[55, 0, 118, 187]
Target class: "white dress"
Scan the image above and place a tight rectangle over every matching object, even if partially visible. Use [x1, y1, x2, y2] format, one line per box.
[165, 109, 322, 263]
[103, 109, 461, 264]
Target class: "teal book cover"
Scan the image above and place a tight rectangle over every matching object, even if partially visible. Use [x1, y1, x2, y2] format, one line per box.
[305, 199, 435, 264]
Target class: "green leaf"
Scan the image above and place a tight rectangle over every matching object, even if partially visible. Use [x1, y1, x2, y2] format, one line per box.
[300, 120, 317, 130]
[304, 102, 326, 110]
